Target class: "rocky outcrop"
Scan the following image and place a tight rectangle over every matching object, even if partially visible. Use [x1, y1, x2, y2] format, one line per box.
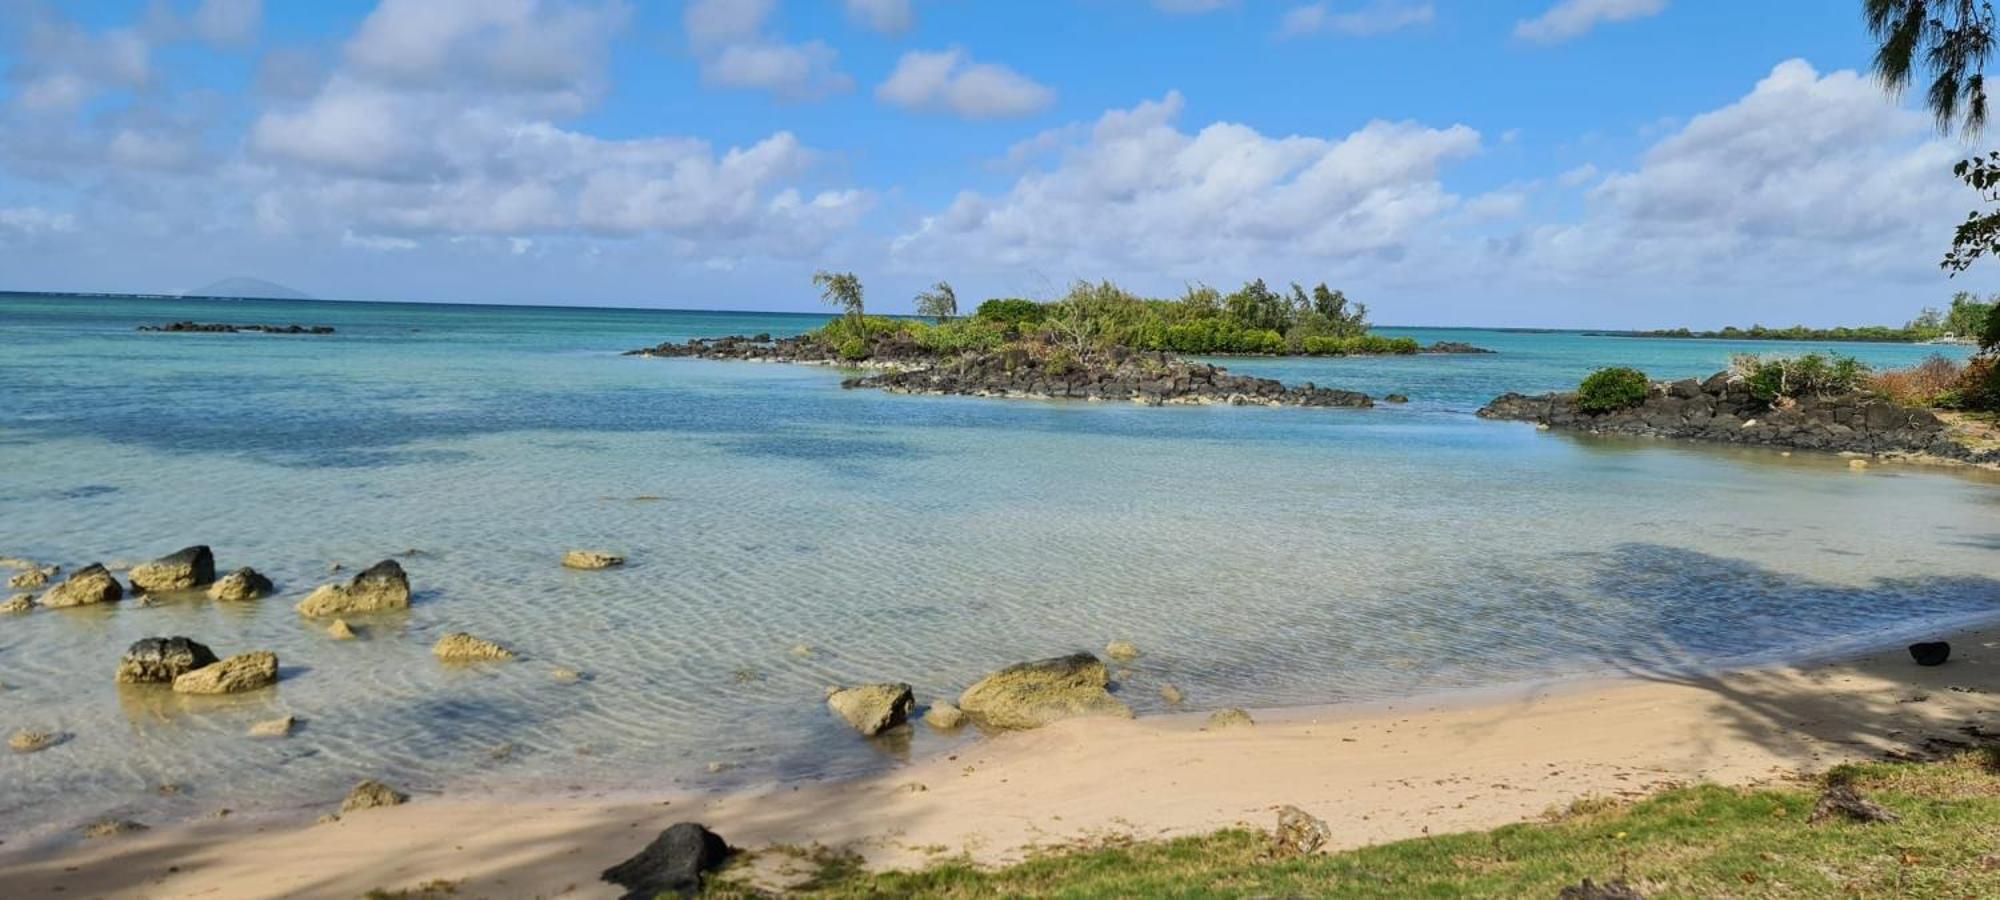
[39, 563, 123, 608]
[562, 550, 625, 570]
[8, 565, 54, 589]
[826, 683, 915, 736]
[1478, 371, 2000, 463]
[172, 651, 278, 694]
[1421, 341, 1495, 354]
[297, 560, 409, 616]
[341, 779, 408, 813]
[1206, 708, 1255, 730]
[432, 633, 515, 662]
[139, 321, 334, 334]
[129, 546, 216, 593]
[207, 567, 273, 601]
[1, 594, 31, 613]
[601, 822, 733, 900]
[849, 351, 1373, 408]
[957, 653, 1133, 730]
[117, 637, 220, 684]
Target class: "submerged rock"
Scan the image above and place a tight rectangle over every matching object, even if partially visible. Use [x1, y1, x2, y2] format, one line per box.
[1206, 708, 1255, 730]
[562, 550, 626, 570]
[39, 563, 123, 608]
[1, 593, 32, 614]
[550, 666, 583, 683]
[327, 618, 358, 640]
[248, 715, 296, 738]
[172, 651, 279, 694]
[296, 559, 409, 617]
[128, 546, 216, 593]
[340, 779, 408, 813]
[207, 567, 274, 601]
[116, 637, 220, 684]
[957, 653, 1133, 730]
[826, 683, 915, 736]
[923, 701, 965, 730]
[1160, 683, 1186, 705]
[1105, 640, 1142, 662]
[9, 729, 62, 753]
[7, 565, 54, 589]
[601, 822, 732, 900]
[433, 633, 516, 662]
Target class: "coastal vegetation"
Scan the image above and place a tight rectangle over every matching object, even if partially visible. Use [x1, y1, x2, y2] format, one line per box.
[704, 754, 2000, 898]
[1614, 294, 1995, 344]
[1575, 367, 1650, 413]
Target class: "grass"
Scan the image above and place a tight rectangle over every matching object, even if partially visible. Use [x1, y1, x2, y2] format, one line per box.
[703, 753, 2000, 898]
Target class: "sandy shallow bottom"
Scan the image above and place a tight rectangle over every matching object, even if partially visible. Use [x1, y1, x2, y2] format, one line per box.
[5, 626, 1998, 899]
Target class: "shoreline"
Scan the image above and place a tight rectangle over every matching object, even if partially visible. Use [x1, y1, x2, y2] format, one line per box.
[8, 620, 1998, 898]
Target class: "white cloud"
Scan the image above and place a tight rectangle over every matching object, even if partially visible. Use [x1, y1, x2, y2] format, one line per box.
[877, 48, 1054, 119]
[684, 0, 850, 100]
[684, 0, 773, 48]
[0, 207, 79, 236]
[345, 0, 627, 102]
[1514, 0, 1666, 45]
[1280, 2, 1435, 39]
[845, 0, 915, 34]
[1461, 190, 1527, 222]
[892, 91, 1481, 274]
[192, 0, 263, 47]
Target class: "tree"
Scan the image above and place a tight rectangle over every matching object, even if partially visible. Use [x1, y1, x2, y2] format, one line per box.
[914, 281, 957, 323]
[1865, 2, 2000, 272]
[813, 270, 864, 324]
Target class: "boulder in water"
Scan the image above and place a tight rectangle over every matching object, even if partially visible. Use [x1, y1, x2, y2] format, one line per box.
[923, 701, 965, 730]
[433, 633, 516, 662]
[1105, 640, 1142, 662]
[1910, 641, 1951, 667]
[39, 563, 123, 608]
[128, 546, 215, 593]
[10, 729, 62, 753]
[117, 637, 220, 684]
[327, 618, 358, 640]
[562, 550, 625, 570]
[341, 779, 408, 813]
[248, 715, 297, 738]
[957, 653, 1132, 730]
[7, 565, 54, 589]
[826, 683, 915, 736]
[296, 560, 409, 616]
[601, 822, 732, 900]
[172, 651, 278, 694]
[207, 567, 274, 601]
[1, 594, 32, 614]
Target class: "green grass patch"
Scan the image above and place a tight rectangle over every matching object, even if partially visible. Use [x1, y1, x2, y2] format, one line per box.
[705, 755, 2000, 898]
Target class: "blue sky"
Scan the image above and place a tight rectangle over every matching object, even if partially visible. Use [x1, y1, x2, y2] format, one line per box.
[1, 0, 1995, 327]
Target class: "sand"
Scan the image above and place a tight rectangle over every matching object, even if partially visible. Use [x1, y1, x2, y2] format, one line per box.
[4, 627, 1997, 898]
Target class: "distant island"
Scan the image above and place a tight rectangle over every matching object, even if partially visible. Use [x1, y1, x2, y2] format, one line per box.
[183, 276, 313, 301]
[1596, 294, 1992, 345]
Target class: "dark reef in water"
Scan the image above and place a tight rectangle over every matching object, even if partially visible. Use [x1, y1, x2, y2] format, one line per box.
[139, 321, 335, 335]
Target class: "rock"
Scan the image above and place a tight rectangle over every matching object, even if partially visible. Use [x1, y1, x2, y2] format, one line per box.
[1206, 708, 1255, 730]
[923, 702, 965, 730]
[788, 643, 814, 658]
[248, 715, 296, 738]
[172, 651, 279, 694]
[82, 819, 148, 839]
[296, 559, 409, 617]
[433, 633, 516, 662]
[1271, 805, 1330, 856]
[1559, 879, 1646, 900]
[827, 683, 916, 736]
[562, 550, 625, 570]
[39, 563, 123, 608]
[1105, 640, 1142, 662]
[341, 779, 408, 813]
[128, 546, 216, 593]
[1848, 458, 1870, 470]
[327, 618, 357, 640]
[0, 557, 40, 569]
[207, 567, 274, 601]
[1809, 782, 1901, 824]
[1160, 683, 1185, 705]
[601, 822, 732, 900]
[9, 729, 61, 753]
[1383, 393, 1410, 404]
[7, 566, 54, 589]
[116, 637, 220, 684]
[1910, 641, 1951, 667]
[1, 594, 31, 613]
[550, 666, 583, 683]
[957, 653, 1133, 730]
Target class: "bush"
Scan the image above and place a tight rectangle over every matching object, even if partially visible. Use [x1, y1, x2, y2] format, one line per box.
[1730, 353, 1869, 405]
[1950, 357, 2000, 411]
[1868, 355, 1964, 407]
[1296, 335, 1421, 356]
[1576, 367, 1651, 413]
[975, 298, 1047, 326]
[1044, 348, 1077, 376]
[836, 337, 870, 361]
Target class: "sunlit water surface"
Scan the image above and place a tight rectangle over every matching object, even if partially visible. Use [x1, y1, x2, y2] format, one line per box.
[3, 293, 1997, 840]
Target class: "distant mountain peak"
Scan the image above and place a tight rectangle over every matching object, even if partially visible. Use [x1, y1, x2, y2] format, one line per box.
[185, 277, 312, 301]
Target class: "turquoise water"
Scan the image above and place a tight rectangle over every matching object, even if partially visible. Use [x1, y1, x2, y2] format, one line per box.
[3, 293, 1998, 840]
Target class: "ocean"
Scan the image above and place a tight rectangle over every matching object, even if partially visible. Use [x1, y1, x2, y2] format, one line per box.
[3, 292, 1996, 839]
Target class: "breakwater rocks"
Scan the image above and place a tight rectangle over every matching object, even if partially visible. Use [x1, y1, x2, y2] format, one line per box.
[1422, 341, 1495, 354]
[848, 351, 1374, 407]
[1479, 372, 2000, 464]
[139, 321, 334, 335]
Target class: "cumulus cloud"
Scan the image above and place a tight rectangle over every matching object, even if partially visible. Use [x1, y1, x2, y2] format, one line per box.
[684, 0, 850, 100]
[1279, 2, 1435, 39]
[845, 0, 915, 34]
[1514, 0, 1666, 45]
[877, 48, 1054, 119]
[892, 91, 1481, 275]
[191, 0, 263, 47]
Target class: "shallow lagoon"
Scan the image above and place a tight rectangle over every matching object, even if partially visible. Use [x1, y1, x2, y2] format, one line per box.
[3, 294, 1997, 838]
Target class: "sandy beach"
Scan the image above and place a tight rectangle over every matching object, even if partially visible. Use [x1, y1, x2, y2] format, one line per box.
[5, 625, 1996, 898]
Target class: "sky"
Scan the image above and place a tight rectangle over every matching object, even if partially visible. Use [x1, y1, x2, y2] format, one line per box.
[1, 0, 1997, 328]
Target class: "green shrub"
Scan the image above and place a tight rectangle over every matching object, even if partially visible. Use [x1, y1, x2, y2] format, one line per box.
[1044, 348, 1077, 376]
[1730, 353, 1868, 405]
[975, 298, 1047, 326]
[836, 337, 870, 361]
[1296, 335, 1421, 356]
[1576, 367, 1651, 413]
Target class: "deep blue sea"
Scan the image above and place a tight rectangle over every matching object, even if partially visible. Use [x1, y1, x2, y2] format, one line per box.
[3, 292, 1998, 839]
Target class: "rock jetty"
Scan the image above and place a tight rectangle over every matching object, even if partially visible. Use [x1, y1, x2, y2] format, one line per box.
[1480, 371, 2000, 464]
